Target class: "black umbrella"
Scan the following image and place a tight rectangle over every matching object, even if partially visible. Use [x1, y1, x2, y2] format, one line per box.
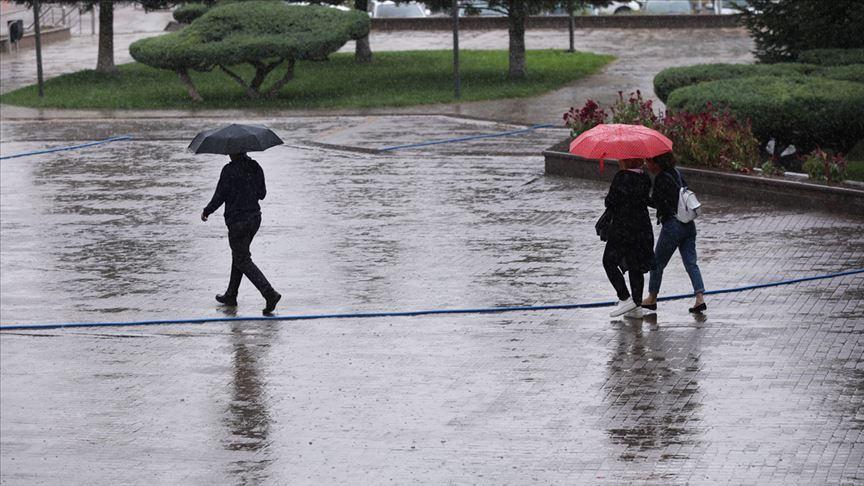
[188, 124, 284, 155]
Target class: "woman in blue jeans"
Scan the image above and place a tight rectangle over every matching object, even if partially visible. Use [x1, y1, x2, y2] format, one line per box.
[641, 153, 706, 314]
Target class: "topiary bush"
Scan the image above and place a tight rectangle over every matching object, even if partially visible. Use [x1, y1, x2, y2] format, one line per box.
[820, 64, 864, 84]
[666, 76, 864, 154]
[653, 63, 821, 103]
[798, 48, 864, 66]
[173, 3, 210, 24]
[130, 1, 370, 101]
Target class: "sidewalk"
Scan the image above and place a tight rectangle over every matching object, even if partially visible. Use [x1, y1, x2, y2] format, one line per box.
[1, 114, 863, 484]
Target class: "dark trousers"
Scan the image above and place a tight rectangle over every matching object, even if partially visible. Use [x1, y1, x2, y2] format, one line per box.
[603, 245, 644, 305]
[225, 215, 272, 297]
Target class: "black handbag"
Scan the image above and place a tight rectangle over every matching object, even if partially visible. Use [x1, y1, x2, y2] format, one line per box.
[595, 209, 612, 242]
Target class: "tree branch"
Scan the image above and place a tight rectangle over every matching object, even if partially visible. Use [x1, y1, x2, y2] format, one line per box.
[250, 59, 283, 91]
[219, 65, 259, 99]
[176, 69, 203, 102]
[264, 59, 296, 97]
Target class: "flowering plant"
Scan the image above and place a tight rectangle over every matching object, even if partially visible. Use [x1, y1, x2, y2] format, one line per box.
[562, 94, 761, 173]
[802, 149, 847, 182]
[660, 103, 760, 172]
[563, 99, 608, 137]
[610, 90, 659, 128]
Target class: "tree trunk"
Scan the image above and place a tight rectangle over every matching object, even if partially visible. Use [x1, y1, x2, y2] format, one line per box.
[265, 59, 296, 97]
[354, 0, 372, 63]
[507, 0, 527, 79]
[219, 65, 260, 99]
[96, 0, 115, 72]
[567, 0, 575, 53]
[176, 69, 203, 101]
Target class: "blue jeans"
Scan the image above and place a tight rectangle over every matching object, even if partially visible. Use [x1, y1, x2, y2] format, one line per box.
[648, 219, 705, 295]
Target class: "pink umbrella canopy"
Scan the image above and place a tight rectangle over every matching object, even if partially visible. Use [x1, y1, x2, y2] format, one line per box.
[569, 124, 673, 168]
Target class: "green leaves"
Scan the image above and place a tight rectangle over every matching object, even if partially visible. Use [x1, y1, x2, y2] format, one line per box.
[667, 76, 864, 153]
[130, 2, 370, 99]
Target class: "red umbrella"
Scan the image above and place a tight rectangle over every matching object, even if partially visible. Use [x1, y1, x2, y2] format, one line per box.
[569, 124, 673, 171]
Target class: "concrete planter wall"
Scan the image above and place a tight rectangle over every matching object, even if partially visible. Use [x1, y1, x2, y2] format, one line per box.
[544, 147, 864, 217]
[372, 14, 741, 31]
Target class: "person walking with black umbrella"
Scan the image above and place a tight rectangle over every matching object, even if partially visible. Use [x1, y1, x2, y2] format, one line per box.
[192, 124, 283, 315]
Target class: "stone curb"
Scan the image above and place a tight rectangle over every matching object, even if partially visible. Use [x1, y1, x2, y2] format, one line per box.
[544, 148, 864, 217]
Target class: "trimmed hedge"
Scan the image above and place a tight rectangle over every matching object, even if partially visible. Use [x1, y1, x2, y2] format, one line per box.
[798, 48, 864, 66]
[133, 2, 369, 71]
[130, 2, 370, 99]
[653, 63, 822, 103]
[821, 64, 864, 84]
[173, 3, 209, 24]
[666, 76, 864, 153]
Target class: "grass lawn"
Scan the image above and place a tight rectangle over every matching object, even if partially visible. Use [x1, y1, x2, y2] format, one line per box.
[0, 49, 614, 110]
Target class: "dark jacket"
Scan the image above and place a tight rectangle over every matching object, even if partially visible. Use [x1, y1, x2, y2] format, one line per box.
[203, 155, 266, 225]
[649, 168, 684, 225]
[604, 169, 655, 273]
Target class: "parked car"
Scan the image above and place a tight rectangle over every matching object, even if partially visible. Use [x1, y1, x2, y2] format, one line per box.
[545, 1, 641, 16]
[641, 0, 748, 14]
[591, 1, 642, 15]
[370, 1, 430, 18]
[286, 1, 350, 11]
[641, 0, 697, 14]
[458, 1, 507, 17]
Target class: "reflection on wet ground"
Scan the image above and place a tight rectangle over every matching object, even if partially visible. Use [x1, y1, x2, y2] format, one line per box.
[1, 116, 863, 483]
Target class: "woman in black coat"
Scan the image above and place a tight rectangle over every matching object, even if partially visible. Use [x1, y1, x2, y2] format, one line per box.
[603, 158, 655, 318]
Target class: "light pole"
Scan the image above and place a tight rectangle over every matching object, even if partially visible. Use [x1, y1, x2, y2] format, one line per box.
[32, 0, 45, 97]
[452, 0, 460, 99]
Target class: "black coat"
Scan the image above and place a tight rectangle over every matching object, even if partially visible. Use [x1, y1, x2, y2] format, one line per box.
[203, 155, 267, 226]
[604, 169, 655, 273]
[649, 168, 684, 225]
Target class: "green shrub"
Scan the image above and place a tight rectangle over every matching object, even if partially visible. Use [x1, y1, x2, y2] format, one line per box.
[798, 49, 864, 66]
[130, 2, 370, 100]
[653, 63, 821, 103]
[666, 76, 864, 153]
[173, 3, 210, 24]
[818, 65, 864, 84]
[802, 149, 848, 182]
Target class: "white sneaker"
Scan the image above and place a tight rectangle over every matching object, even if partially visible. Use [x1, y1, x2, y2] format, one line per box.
[624, 307, 644, 319]
[610, 298, 638, 317]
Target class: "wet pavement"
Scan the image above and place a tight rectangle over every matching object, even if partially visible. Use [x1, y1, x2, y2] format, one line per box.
[2, 115, 864, 484]
[2, 22, 754, 123]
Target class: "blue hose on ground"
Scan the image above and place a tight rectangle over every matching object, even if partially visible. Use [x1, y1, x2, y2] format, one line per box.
[0, 136, 134, 160]
[1, 269, 861, 332]
[379, 124, 556, 152]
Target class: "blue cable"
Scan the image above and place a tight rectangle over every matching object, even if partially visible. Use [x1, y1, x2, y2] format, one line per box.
[0, 136, 134, 160]
[379, 124, 556, 152]
[1, 269, 861, 332]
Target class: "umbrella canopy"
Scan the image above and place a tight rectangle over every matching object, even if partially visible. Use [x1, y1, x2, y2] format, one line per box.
[188, 124, 284, 155]
[569, 124, 673, 161]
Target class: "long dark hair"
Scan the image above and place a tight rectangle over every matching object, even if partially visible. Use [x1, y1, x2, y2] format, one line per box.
[653, 152, 676, 171]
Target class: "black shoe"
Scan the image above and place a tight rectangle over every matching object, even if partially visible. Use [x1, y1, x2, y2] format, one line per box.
[263, 290, 281, 315]
[688, 302, 707, 314]
[641, 303, 657, 311]
[216, 294, 237, 306]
